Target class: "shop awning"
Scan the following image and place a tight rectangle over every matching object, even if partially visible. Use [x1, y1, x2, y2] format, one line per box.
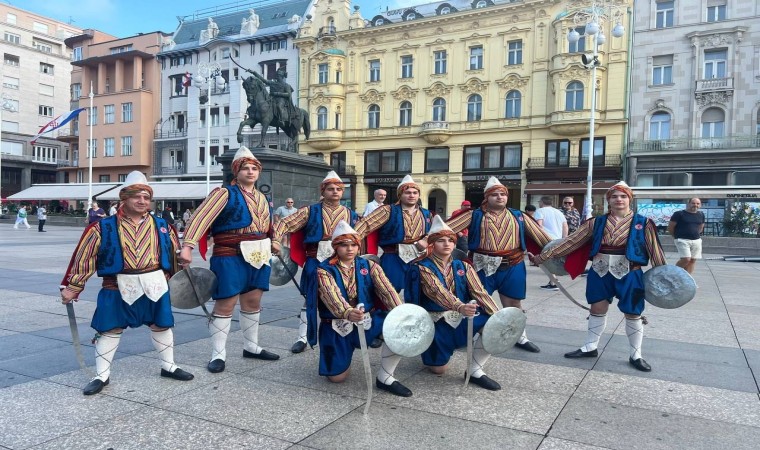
[98, 181, 223, 201]
[633, 186, 760, 200]
[7, 183, 120, 201]
[524, 182, 616, 194]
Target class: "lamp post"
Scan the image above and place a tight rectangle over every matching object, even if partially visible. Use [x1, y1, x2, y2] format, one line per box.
[566, 0, 626, 219]
[0, 93, 19, 214]
[88, 82, 94, 203]
[194, 62, 226, 195]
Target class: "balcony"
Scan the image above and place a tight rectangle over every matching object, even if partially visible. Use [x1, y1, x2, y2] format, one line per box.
[525, 155, 622, 182]
[154, 129, 188, 140]
[526, 155, 622, 169]
[307, 129, 343, 150]
[211, 85, 229, 95]
[56, 128, 79, 143]
[629, 136, 760, 153]
[695, 77, 733, 93]
[332, 164, 356, 176]
[418, 121, 451, 145]
[56, 159, 78, 168]
[318, 26, 336, 38]
[154, 166, 186, 176]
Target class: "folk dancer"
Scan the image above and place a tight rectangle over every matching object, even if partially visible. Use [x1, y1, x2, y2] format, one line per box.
[60, 171, 194, 395]
[531, 181, 666, 371]
[446, 176, 551, 353]
[316, 221, 412, 396]
[272, 170, 359, 353]
[179, 147, 280, 374]
[406, 216, 503, 390]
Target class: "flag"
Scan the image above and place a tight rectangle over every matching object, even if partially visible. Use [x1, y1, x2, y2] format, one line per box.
[182, 72, 192, 87]
[30, 108, 86, 145]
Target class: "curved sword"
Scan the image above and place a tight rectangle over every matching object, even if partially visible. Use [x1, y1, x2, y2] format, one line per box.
[538, 264, 590, 311]
[463, 300, 477, 388]
[65, 302, 95, 376]
[355, 303, 373, 415]
[184, 266, 214, 320]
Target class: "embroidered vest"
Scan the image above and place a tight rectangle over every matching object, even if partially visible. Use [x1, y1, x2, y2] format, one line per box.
[468, 208, 527, 252]
[405, 258, 468, 312]
[589, 214, 650, 266]
[318, 258, 374, 319]
[210, 185, 254, 234]
[97, 215, 173, 276]
[304, 203, 359, 244]
[378, 204, 432, 246]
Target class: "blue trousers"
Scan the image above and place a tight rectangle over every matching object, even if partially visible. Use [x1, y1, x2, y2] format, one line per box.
[318, 312, 386, 376]
[421, 311, 489, 367]
[478, 261, 527, 300]
[586, 268, 646, 315]
[210, 255, 271, 299]
[91, 289, 174, 332]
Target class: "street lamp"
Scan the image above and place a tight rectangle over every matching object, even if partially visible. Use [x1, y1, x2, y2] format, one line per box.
[193, 62, 226, 194]
[566, 0, 626, 219]
[0, 93, 19, 214]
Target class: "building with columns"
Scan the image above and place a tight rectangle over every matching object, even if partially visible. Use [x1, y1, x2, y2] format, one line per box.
[294, 0, 632, 215]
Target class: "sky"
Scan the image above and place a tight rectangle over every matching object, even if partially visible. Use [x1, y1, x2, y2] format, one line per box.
[19, 0, 407, 38]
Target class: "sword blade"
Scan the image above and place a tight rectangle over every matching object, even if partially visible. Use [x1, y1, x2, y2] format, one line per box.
[538, 265, 590, 311]
[65, 303, 94, 376]
[463, 300, 476, 388]
[184, 267, 213, 320]
[355, 304, 373, 415]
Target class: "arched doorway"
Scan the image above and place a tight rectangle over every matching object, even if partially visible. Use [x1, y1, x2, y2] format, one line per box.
[427, 189, 447, 217]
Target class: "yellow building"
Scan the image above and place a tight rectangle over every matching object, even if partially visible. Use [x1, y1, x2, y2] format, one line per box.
[295, 0, 631, 216]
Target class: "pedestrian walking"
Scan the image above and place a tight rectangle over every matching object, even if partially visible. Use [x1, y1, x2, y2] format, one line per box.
[14, 206, 31, 229]
[536, 196, 568, 291]
[668, 198, 705, 275]
[561, 196, 582, 234]
[273, 198, 298, 246]
[37, 206, 47, 232]
[87, 202, 106, 224]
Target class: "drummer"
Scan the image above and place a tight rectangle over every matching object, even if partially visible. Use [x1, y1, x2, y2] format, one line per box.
[531, 181, 666, 371]
[316, 221, 412, 397]
[406, 216, 503, 390]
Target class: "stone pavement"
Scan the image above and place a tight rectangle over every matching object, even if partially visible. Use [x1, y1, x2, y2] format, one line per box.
[1, 226, 759, 449]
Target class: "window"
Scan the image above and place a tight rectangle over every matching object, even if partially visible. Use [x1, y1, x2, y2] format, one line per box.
[463, 143, 521, 170]
[110, 45, 133, 54]
[121, 136, 133, 156]
[701, 107, 725, 138]
[507, 40, 522, 65]
[88, 107, 98, 126]
[2, 120, 19, 132]
[170, 74, 188, 96]
[545, 140, 570, 166]
[432, 98, 446, 121]
[735, 172, 760, 185]
[426, 148, 449, 172]
[365, 150, 412, 174]
[565, 81, 584, 111]
[652, 55, 673, 85]
[706, 4, 726, 22]
[104, 138, 115, 157]
[7, 13, 16, 24]
[221, 47, 230, 59]
[40, 63, 54, 75]
[33, 22, 49, 34]
[330, 152, 346, 174]
[649, 112, 671, 140]
[441, 6, 450, 14]
[39, 105, 54, 117]
[4, 32, 19, 44]
[692, 172, 727, 186]
[3, 76, 18, 90]
[569, 27, 585, 53]
[118, 173, 127, 182]
[318, 63, 328, 84]
[369, 60, 381, 82]
[580, 137, 605, 165]
[401, 55, 413, 78]
[122, 103, 133, 122]
[99, 175, 111, 183]
[476, 0, 488, 8]
[399, 101, 412, 126]
[656, 1, 674, 28]
[87, 139, 97, 158]
[317, 106, 328, 130]
[434, 50, 447, 74]
[40, 84, 54, 96]
[32, 145, 57, 163]
[4, 99, 19, 111]
[505, 91, 521, 118]
[72, 83, 82, 100]
[469, 46, 483, 70]
[104, 105, 115, 124]
[335, 71, 342, 83]
[4, 54, 19, 66]
[637, 173, 687, 187]
[368, 104, 380, 129]
[704, 49, 727, 79]
[467, 94, 482, 121]
[72, 46, 83, 61]
[33, 40, 53, 53]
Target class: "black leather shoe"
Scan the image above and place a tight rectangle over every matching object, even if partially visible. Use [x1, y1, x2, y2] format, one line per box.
[161, 367, 194, 381]
[629, 357, 652, 372]
[515, 341, 541, 353]
[83, 378, 109, 396]
[291, 340, 307, 354]
[564, 348, 598, 358]
[207, 359, 226, 373]
[369, 337, 383, 348]
[375, 379, 413, 397]
[466, 373, 501, 391]
[243, 349, 280, 360]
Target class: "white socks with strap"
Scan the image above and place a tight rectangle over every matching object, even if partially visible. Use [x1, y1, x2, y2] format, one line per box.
[626, 317, 644, 360]
[469, 336, 491, 379]
[94, 332, 121, 382]
[240, 310, 263, 355]
[151, 328, 178, 373]
[296, 307, 308, 344]
[376, 343, 402, 386]
[209, 314, 232, 362]
[581, 313, 607, 352]
[517, 329, 530, 345]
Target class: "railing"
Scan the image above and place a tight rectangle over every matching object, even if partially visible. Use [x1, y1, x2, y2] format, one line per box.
[154, 166, 186, 175]
[57, 129, 78, 139]
[526, 155, 622, 169]
[211, 85, 229, 95]
[421, 121, 450, 131]
[154, 129, 188, 139]
[333, 165, 356, 176]
[318, 26, 336, 37]
[629, 135, 760, 153]
[695, 77, 733, 92]
[56, 159, 78, 168]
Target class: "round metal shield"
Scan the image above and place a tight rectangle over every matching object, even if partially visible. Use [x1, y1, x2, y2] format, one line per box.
[481, 307, 526, 355]
[169, 267, 217, 309]
[270, 246, 298, 287]
[643, 265, 696, 309]
[542, 239, 568, 276]
[382, 304, 435, 357]
[360, 254, 381, 264]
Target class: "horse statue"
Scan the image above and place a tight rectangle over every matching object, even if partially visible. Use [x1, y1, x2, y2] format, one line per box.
[236, 74, 310, 152]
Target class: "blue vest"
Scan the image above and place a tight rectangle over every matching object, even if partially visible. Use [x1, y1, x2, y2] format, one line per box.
[468, 208, 527, 251]
[304, 203, 359, 244]
[210, 185, 254, 234]
[589, 213, 650, 266]
[378, 204, 432, 246]
[96, 215, 173, 276]
[318, 258, 374, 319]
[405, 258, 468, 312]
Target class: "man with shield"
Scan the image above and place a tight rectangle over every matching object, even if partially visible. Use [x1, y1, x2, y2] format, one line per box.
[60, 171, 194, 395]
[316, 221, 413, 397]
[272, 171, 360, 353]
[531, 181, 667, 372]
[406, 216, 504, 390]
[180, 147, 281, 374]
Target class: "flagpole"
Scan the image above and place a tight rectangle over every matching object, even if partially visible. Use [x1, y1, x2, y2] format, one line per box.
[88, 82, 94, 204]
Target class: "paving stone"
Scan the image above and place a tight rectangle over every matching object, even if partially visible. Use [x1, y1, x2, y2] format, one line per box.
[0, 308, 72, 333]
[0, 333, 69, 360]
[611, 313, 739, 348]
[0, 369, 34, 389]
[538, 437, 611, 450]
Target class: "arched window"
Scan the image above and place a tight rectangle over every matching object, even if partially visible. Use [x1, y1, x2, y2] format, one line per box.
[701, 107, 724, 138]
[565, 81, 584, 111]
[505, 90, 521, 118]
[432, 98, 446, 121]
[649, 111, 671, 140]
[317, 106, 328, 130]
[441, 6, 450, 14]
[399, 101, 412, 126]
[368, 104, 380, 129]
[476, 1, 488, 8]
[467, 94, 482, 121]
[327, 17, 335, 32]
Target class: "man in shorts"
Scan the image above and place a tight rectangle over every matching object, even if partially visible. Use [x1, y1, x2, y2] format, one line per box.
[668, 198, 704, 275]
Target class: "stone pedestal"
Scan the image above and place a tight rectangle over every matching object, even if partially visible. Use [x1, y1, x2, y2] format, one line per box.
[217, 147, 331, 207]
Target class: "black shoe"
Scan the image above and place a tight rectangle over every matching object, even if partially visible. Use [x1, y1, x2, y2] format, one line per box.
[540, 283, 559, 291]
[629, 357, 652, 372]
[161, 367, 194, 381]
[207, 359, 226, 373]
[243, 349, 280, 360]
[564, 348, 598, 358]
[466, 373, 501, 391]
[375, 379, 413, 397]
[369, 337, 383, 348]
[83, 378, 109, 395]
[515, 341, 541, 353]
[290, 340, 307, 354]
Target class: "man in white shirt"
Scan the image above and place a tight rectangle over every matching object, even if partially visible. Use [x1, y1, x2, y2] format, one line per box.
[536, 196, 567, 291]
[362, 189, 387, 216]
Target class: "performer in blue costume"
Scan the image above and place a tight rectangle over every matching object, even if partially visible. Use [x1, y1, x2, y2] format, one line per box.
[61, 171, 194, 395]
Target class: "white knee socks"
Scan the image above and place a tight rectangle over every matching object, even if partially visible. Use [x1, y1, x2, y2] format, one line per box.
[94, 332, 121, 382]
[625, 317, 644, 360]
[376, 343, 402, 385]
[240, 310, 263, 355]
[580, 314, 607, 352]
[296, 307, 308, 343]
[469, 337, 491, 379]
[209, 314, 232, 361]
[151, 328, 178, 373]
[517, 329, 530, 345]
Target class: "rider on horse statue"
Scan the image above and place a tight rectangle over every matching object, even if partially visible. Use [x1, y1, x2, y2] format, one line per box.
[245, 67, 299, 125]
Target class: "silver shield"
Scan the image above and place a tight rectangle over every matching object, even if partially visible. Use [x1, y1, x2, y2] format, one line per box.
[382, 303, 435, 357]
[643, 265, 696, 309]
[481, 307, 526, 355]
[270, 246, 298, 287]
[169, 267, 217, 309]
[542, 239, 568, 276]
